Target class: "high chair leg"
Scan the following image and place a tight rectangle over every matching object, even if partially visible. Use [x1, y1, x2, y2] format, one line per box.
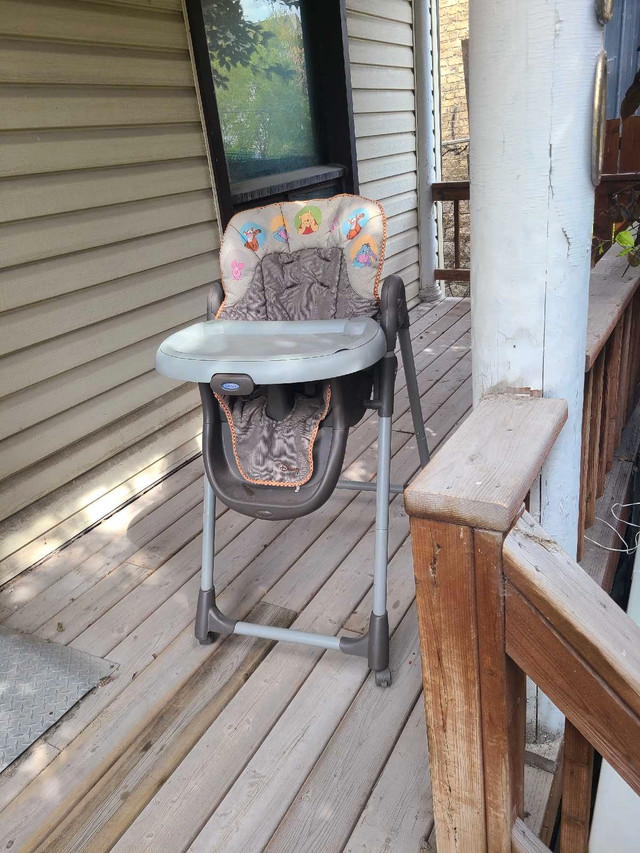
[371, 412, 392, 687]
[195, 477, 234, 644]
[398, 324, 430, 468]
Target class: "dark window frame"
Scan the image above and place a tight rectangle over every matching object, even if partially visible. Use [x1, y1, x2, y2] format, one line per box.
[184, 0, 359, 229]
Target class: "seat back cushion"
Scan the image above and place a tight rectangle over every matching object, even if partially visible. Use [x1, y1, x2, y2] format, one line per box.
[218, 195, 386, 321]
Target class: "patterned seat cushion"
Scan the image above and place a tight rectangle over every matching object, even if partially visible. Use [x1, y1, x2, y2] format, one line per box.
[215, 195, 387, 487]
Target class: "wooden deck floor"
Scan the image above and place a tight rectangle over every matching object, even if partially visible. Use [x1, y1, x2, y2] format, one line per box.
[0, 298, 554, 852]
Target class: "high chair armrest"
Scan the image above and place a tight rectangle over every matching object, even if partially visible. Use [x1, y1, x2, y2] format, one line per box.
[379, 274, 409, 350]
[207, 281, 224, 320]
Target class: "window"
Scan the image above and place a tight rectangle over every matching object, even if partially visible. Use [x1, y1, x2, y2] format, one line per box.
[186, 0, 358, 226]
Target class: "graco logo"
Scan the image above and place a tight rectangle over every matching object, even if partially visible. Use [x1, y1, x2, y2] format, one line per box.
[221, 382, 240, 391]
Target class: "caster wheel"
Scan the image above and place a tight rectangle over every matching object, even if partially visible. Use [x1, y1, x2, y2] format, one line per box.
[375, 668, 392, 688]
[197, 632, 215, 645]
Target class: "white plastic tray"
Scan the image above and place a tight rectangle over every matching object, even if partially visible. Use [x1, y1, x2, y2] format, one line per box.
[156, 318, 386, 384]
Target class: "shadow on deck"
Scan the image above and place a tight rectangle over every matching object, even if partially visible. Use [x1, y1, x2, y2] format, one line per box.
[0, 298, 553, 852]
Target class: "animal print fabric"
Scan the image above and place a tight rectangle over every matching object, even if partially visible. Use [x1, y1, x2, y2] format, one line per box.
[216, 386, 331, 487]
[215, 195, 386, 487]
[219, 247, 378, 322]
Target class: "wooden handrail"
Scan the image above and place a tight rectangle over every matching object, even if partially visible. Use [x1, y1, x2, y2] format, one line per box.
[406, 391, 640, 852]
[585, 246, 640, 372]
[504, 512, 640, 795]
[432, 180, 471, 284]
[578, 245, 640, 557]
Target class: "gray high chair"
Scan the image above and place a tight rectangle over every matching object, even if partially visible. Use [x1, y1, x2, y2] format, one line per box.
[156, 195, 429, 686]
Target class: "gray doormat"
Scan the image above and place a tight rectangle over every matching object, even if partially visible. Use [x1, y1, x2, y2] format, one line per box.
[0, 628, 117, 771]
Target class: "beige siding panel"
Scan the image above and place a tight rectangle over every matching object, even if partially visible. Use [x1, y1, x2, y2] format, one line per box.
[350, 65, 414, 90]
[0, 1, 187, 50]
[349, 39, 413, 68]
[386, 227, 419, 257]
[387, 208, 418, 238]
[354, 111, 415, 138]
[0, 190, 215, 267]
[0, 0, 217, 563]
[0, 224, 218, 311]
[346, 0, 413, 23]
[0, 324, 189, 440]
[0, 287, 209, 397]
[360, 171, 418, 201]
[352, 89, 415, 114]
[0, 39, 193, 87]
[377, 190, 418, 219]
[0, 386, 200, 521]
[347, 3, 419, 316]
[0, 158, 212, 222]
[346, 12, 413, 45]
[356, 132, 416, 161]
[0, 371, 180, 479]
[358, 152, 417, 184]
[0, 255, 216, 356]
[0, 125, 206, 177]
[382, 246, 419, 277]
[0, 86, 200, 130]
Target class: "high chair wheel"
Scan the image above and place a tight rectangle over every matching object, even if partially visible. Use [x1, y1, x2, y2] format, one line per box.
[375, 668, 392, 688]
[198, 632, 216, 646]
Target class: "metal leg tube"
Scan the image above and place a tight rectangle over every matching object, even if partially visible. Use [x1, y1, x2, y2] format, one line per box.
[195, 477, 217, 643]
[200, 476, 216, 591]
[398, 325, 430, 468]
[373, 415, 392, 617]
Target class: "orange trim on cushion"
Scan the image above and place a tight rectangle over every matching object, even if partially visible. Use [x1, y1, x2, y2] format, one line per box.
[214, 385, 332, 488]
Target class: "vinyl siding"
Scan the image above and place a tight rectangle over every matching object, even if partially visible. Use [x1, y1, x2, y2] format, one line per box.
[347, 0, 420, 303]
[0, 0, 422, 580]
[0, 0, 216, 580]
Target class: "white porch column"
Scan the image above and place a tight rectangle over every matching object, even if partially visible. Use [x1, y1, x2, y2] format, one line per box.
[469, 0, 603, 559]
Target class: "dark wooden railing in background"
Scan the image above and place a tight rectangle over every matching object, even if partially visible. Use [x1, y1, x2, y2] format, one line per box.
[405, 392, 640, 853]
[577, 246, 640, 561]
[593, 116, 640, 260]
[432, 180, 470, 283]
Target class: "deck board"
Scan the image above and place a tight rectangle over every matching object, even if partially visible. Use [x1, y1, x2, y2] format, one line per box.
[0, 299, 479, 852]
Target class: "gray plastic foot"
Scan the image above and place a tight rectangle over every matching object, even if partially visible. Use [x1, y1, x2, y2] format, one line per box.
[339, 611, 390, 674]
[375, 667, 392, 688]
[195, 587, 236, 643]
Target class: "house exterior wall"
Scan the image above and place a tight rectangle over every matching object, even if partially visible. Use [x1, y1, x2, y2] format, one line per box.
[0, 0, 217, 579]
[347, 0, 421, 304]
[0, 0, 424, 578]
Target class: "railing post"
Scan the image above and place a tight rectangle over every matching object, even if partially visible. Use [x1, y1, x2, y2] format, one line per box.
[405, 393, 568, 852]
[410, 518, 525, 852]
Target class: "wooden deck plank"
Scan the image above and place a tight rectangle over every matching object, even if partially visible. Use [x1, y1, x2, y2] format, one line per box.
[263, 605, 422, 853]
[0, 303, 473, 850]
[111, 532, 418, 852]
[344, 698, 432, 853]
[100, 364, 469, 853]
[34, 602, 297, 853]
[0, 458, 204, 621]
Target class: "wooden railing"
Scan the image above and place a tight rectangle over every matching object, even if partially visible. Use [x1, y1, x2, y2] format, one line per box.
[405, 392, 640, 853]
[433, 180, 470, 283]
[578, 246, 640, 559]
[593, 116, 640, 260]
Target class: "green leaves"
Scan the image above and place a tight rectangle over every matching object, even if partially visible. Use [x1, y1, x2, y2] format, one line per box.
[616, 229, 634, 248]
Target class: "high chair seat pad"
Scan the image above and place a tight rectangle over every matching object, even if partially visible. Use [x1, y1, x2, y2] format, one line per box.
[156, 317, 386, 385]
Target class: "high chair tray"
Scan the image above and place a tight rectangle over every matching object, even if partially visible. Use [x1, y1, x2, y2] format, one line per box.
[156, 317, 386, 384]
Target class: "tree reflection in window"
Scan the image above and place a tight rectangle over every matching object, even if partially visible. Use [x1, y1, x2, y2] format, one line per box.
[201, 0, 320, 183]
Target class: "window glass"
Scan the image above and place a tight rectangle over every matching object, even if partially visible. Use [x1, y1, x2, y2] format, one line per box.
[200, 0, 320, 184]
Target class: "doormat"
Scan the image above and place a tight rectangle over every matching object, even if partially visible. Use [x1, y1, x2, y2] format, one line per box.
[0, 627, 117, 771]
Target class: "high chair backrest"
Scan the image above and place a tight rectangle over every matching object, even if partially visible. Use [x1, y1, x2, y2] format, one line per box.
[217, 195, 387, 322]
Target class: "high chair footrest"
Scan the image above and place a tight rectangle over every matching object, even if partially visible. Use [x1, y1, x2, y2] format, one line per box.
[156, 318, 386, 384]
